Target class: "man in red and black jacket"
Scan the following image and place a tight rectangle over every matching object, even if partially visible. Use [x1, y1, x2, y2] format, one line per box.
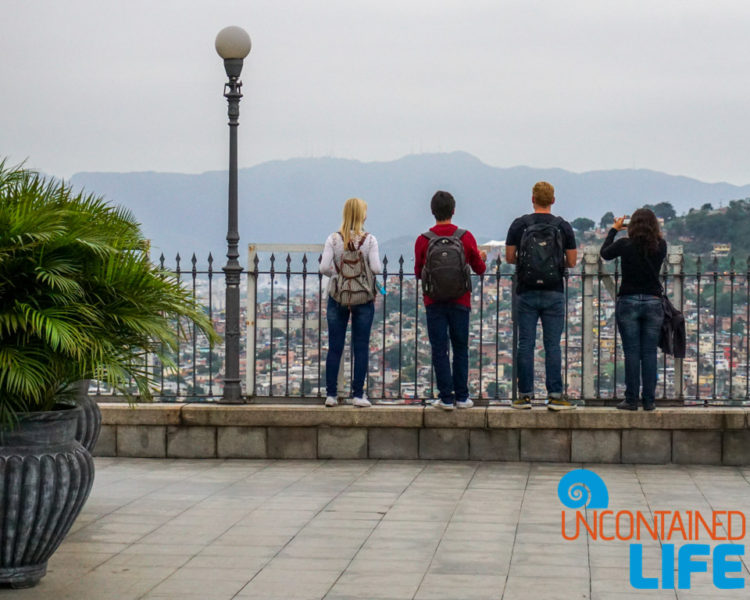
[414, 191, 487, 410]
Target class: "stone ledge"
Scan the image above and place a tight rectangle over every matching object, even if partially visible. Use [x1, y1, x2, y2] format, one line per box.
[98, 403, 750, 430]
[487, 407, 748, 430]
[180, 404, 424, 428]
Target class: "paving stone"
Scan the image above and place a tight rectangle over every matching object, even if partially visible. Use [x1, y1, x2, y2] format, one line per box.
[167, 426, 216, 458]
[722, 430, 750, 466]
[469, 429, 520, 461]
[369, 427, 419, 459]
[520, 429, 571, 462]
[92, 424, 117, 457]
[318, 427, 368, 459]
[672, 430, 721, 465]
[571, 429, 621, 463]
[621, 430, 671, 464]
[116, 425, 166, 458]
[267, 426, 317, 458]
[217, 426, 267, 458]
[419, 428, 470, 460]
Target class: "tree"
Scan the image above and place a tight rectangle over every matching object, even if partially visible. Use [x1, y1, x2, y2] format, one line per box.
[701, 203, 713, 211]
[571, 217, 595, 232]
[645, 202, 677, 222]
[599, 211, 615, 230]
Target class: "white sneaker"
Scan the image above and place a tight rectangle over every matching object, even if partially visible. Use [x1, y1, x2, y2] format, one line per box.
[433, 399, 455, 410]
[353, 396, 371, 408]
[325, 396, 338, 407]
[456, 398, 474, 409]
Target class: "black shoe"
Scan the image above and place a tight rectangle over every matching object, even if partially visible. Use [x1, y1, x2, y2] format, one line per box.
[643, 403, 656, 411]
[616, 400, 638, 411]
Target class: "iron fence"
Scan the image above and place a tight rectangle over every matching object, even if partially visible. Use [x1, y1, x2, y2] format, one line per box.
[93, 245, 750, 406]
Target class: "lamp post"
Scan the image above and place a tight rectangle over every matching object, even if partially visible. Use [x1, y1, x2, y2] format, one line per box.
[215, 26, 251, 403]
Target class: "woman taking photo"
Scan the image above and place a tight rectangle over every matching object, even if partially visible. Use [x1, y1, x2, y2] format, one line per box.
[600, 208, 667, 411]
[319, 197, 382, 407]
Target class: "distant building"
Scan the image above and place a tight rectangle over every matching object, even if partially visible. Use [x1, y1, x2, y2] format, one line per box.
[712, 243, 731, 257]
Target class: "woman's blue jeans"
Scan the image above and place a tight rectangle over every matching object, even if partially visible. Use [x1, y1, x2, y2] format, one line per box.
[325, 296, 374, 398]
[616, 294, 664, 406]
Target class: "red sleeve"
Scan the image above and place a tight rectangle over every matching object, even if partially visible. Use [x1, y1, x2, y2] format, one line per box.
[414, 234, 428, 278]
[462, 231, 486, 275]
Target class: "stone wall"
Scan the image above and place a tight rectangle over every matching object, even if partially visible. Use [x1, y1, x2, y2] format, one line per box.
[94, 404, 750, 465]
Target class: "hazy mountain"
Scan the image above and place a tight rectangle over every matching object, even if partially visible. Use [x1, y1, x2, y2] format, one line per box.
[70, 152, 750, 265]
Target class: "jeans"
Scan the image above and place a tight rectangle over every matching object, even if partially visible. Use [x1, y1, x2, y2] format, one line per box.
[516, 290, 565, 397]
[616, 294, 663, 406]
[325, 296, 374, 398]
[425, 303, 470, 404]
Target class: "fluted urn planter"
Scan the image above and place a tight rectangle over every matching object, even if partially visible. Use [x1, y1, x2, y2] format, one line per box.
[0, 404, 95, 588]
[73, 380, 101, 453]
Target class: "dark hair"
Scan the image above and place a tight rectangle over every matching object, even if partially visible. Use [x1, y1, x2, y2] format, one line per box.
[627, 208, 661, 253]
[431, 191, 455, 221]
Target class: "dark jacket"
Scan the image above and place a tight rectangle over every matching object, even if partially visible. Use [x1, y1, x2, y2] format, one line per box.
[659, 296, 686, 358]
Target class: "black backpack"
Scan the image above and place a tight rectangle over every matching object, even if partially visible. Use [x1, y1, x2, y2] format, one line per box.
[516, 215, 566, 288]
[421, 229, 472, 301]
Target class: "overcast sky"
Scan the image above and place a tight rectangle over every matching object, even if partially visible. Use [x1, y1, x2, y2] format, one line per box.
[3, 0, 750, 184]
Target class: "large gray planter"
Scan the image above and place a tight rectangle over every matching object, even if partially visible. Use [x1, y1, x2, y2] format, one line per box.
[73, 380, 101, 453]
[0, 404, 95, 588]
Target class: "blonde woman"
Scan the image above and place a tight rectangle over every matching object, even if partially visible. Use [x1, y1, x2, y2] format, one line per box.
[319, 198, 382, 407]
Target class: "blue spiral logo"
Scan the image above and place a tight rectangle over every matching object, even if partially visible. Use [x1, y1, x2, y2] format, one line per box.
[557, 469, 609, 509]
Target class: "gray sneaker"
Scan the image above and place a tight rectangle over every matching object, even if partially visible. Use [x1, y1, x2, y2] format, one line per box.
[456, 398, 474, 409]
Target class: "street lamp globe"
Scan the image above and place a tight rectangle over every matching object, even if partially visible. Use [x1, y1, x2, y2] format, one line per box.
[215, 26, 252, 59]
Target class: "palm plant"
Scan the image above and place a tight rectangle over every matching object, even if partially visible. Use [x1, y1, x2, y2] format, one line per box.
[0, 161, 220, 427]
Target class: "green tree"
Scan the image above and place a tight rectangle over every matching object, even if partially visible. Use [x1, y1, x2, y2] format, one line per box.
[571, 217, 595, 232]
[645, 202, 677, 222]
[599, 211, 615, 230]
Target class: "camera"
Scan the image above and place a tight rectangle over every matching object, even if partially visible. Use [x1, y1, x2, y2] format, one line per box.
[622, 216, 630, 226]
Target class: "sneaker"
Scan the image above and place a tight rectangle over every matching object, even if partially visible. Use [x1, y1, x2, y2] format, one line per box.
[433, 399, 455, 411]
[616, 400, 637, 411]
[353, 396, 372, 408]
[643, 402, 656, 412]
[511, 396, 532, 410]
[325, 396, 338, 407]
[547, 398, 577, 411]
[456, 398, 474, 409]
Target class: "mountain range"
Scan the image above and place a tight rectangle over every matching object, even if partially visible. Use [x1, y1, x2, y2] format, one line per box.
[69, 152, 750, 265]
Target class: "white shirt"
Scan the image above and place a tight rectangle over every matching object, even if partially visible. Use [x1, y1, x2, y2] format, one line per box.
[319, 231, 383, 277]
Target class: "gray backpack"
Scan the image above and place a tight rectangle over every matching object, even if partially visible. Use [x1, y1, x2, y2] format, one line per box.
[329, 233, 376, 306]
[420, 229, 472, 301]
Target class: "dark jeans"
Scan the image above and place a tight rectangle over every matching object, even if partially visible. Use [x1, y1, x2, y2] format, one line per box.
[616, 294, 663, 406]
[425, 303, 470, 404]
[325, 296, 374, 398]
[516, 290, 565, 397]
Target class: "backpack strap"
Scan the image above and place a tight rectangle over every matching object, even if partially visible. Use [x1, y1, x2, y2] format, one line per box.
[355, 232, 368, 250]
[422, 230, 438, 241]
[452, 228, 467, 240]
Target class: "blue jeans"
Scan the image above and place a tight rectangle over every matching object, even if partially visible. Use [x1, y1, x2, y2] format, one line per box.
[616, 294, 663, 406]
[325, 296, 374, 398]
[425, 303, 470, 404]
[516, 290, 565, 397]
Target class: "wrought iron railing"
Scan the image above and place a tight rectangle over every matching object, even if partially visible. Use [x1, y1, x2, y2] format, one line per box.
[93, 244, 750, 406]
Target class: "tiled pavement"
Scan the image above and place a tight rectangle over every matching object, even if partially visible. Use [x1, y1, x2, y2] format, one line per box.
[2, 459, 749, 599]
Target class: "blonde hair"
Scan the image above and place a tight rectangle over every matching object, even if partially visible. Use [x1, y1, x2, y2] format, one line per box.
[339, 197, 367, 248]
[532, 181, 555, 208]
